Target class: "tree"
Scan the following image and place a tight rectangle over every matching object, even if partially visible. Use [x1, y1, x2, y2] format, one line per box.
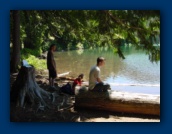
[36, 10, 161, 61]
[10, 10, 160, 72]
[10, 10, 160, 110]
[10, 10, 21, 73]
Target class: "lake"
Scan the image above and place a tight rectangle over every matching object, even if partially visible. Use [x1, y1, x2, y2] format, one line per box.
[54, 45, 160, 95]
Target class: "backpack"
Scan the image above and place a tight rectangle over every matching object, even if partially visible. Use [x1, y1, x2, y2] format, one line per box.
[60, 83, 74, 95]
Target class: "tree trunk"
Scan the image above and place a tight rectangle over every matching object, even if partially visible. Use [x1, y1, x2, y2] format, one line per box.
[10, 10, 21, 73]
[23, 11, 35, 49]
[10, 66, 55, 109]
[75, 88, 160, 116]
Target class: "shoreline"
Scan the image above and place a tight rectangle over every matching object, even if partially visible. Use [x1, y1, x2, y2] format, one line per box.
[10, 72, 160, 122]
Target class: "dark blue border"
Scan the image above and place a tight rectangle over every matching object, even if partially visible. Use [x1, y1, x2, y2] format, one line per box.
[0, 0, 171, 134]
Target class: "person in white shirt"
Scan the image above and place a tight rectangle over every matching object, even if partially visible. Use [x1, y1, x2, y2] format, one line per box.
[89, 57, 110, 92]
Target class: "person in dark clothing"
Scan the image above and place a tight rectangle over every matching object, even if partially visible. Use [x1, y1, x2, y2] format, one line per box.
[47, 44, 57, 87]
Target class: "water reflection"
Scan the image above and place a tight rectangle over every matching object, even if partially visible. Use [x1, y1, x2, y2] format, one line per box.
[54, 46, 160, 94]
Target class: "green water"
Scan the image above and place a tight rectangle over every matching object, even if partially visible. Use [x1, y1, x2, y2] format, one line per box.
[54, 46, 160, 95]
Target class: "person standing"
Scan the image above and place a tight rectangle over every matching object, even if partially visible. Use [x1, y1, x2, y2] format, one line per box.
[89, 57, 110, 92]
[47, 44, 57, 87]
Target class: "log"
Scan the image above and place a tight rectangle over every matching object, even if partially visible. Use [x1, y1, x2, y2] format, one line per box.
[58, 72, 71, 77]
[35, 72, 71, 79]
[74, 87, 160, 116]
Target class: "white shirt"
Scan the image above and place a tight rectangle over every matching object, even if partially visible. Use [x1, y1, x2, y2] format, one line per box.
[89, 65, 100, 90]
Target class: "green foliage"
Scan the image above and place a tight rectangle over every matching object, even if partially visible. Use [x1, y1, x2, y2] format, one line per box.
[21, 48, 42, 57]
[113, 48, 118, 53]
[11, 10, 160, 62]
[20, 48, 46, 70]
[21, 54, 46, 70]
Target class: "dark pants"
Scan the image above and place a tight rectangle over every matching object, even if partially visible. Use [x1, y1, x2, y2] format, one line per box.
[92, 82, 111, 92]
[48, 69, 57, 79]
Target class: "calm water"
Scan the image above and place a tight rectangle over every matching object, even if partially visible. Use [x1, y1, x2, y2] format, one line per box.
[54, 46, 160, 95]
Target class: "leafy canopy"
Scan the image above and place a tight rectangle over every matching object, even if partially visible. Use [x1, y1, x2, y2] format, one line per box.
[11, 10, 160, 62]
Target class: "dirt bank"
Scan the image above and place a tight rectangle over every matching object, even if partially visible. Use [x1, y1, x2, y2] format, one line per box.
[10, 72, 160, 122]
